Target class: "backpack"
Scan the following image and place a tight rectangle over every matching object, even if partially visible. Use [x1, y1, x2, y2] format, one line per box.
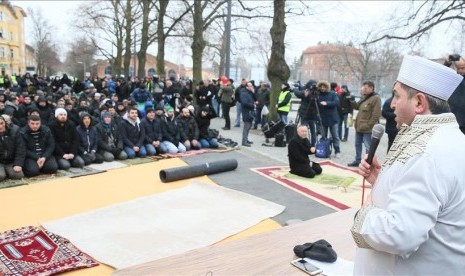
[315, 137, 332, 158]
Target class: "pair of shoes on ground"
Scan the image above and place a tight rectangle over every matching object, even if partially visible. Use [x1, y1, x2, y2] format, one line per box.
[347, 161, 360, 167]
[341, 138, 347, 142]
[234, 125, 240, 127]
[334, 153, 341, 159]
[222, 127, 230, 130]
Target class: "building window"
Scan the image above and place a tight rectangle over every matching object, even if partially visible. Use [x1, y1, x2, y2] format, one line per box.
[305, 57, 308, 65]
[10, 49, 13, 59]
[148, 68, 156, 77]
[0, 12, 3, 21]
[0, 28, 3, 39]
[10, 32, 13, 41]
[310, 58, 313, 65]
[104, 66, 112, 75]
[0, 48, 4, 57]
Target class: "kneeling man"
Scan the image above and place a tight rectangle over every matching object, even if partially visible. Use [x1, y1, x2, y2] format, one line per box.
[288, 124, 322, 178]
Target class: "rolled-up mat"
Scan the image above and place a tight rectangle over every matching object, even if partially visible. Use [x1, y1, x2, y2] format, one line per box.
[159, 159, 238, 183]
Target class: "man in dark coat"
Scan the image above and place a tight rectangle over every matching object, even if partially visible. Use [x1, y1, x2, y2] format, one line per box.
[20, 115, 58, 177]
[240, 81, 256, 147]
[76, 112, 104, 165]
[0, 116, 25, 180]
[95, 111, 127, 161]
[49, 108, 85, 170]
[140, 107, 163, 156]
[288, 125, 322, 178]
[176, 107, 201, 151]
[120, 107, 147, 158]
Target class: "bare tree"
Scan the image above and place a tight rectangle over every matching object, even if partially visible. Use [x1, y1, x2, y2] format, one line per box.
[267, 0, 290, 120]
[27, 8, 60, 76]
[63, 38, 98, 80]
[367, 1, 465, 45]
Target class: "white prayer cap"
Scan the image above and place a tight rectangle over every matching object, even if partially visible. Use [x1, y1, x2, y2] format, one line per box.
[55, 107, 67, 117]
[397, 55, 463, 101]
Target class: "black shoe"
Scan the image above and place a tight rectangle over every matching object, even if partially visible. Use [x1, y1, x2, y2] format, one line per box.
[252, 126, 258, 130]
[347, 161, 360, 167]
[247, 140, 254, 144]
[234, 125, 240, 127]
[241, 142, 251, 147]
[341, 138, 347, 142]
[222, 127, 230, 130]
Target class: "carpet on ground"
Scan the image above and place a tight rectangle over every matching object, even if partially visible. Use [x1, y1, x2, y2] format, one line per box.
[87, 161, 128, 171]
[251, 160, 366, 210]
[0, 226, 98, 275]
[41, 181, 285, 269]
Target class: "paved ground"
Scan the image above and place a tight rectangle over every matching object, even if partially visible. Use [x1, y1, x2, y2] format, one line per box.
[183, 106, 389, 226]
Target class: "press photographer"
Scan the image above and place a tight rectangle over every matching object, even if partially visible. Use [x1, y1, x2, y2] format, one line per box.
[444, 53, 465, 134]
[294, 80, 319, 146]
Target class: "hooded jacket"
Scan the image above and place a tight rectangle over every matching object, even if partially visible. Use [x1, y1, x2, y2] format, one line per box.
[120, 113, 145, 148]
[161, 114, 181, 145]
[76, 113, 98, 154]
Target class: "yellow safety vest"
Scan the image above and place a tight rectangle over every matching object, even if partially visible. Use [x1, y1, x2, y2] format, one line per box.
[10, 75, 15, 84]
[0, 77, 4, 84]
[277, 90, 291, 113]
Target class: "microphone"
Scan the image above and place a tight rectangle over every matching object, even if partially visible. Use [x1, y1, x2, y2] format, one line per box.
[366, 124, 385, 165]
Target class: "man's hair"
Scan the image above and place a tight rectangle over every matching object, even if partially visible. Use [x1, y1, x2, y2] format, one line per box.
[128, 106, 138, 113]
[330, 82, 338, 90]
[399, 83, 450, 114]
[28, 114, 41, 122]
[362, 80, 375, 89]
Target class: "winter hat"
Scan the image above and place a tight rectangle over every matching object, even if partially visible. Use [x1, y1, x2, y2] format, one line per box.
[293, 239, 338, 263]
[101, 111, 111, 120]
[145, 107, 155, 113]
[155, 105, 164, 111]
[165, 105, 174, 112]
[187, 105, 195, 112]
[282, 82, 290, 90]
[397, 55, 463, 100]
[200, 106, 209, 113]
[55, 108, 67, 118]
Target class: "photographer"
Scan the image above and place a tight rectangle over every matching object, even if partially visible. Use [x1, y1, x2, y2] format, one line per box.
[294, 80, 319, 146]
[317, 81, 341, 158]
[444, 54, 465, 135]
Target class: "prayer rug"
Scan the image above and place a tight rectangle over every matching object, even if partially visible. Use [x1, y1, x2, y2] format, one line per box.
[251, 161, 366, 210]
[0, 226, 98, 275]
[41, 181, 285, 270]
[87, 161, 128, 171]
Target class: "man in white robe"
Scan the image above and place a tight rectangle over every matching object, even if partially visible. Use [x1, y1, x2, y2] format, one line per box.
[351, 55, 465, 275]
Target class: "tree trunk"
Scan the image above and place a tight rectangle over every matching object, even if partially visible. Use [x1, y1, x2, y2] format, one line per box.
[137, 0, 151, 78]
[123, 0, 133, 78]
[156, 0, 168, 79]
[267, 0, 290, 121]
[191, 0, 206, 102]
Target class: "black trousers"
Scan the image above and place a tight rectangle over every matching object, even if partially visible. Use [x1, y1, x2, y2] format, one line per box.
[24, 157, 58, 177]
[222, 102, 232, 128]
[290, 161, 322, 178]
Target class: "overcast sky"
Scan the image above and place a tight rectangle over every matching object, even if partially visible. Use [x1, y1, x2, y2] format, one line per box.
[13, 1, 456, 66]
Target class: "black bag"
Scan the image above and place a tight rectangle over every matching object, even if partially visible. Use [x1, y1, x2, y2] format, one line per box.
[274, 133, 286, 147]
[263, 120, 285, 139]
[285, 123, 297, 143]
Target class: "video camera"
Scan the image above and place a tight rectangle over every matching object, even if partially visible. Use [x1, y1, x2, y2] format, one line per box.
[304, 80, 319, 96]
[450, 54, 461, 62]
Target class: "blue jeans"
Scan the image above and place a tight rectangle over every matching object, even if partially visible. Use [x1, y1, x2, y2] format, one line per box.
[145, 144, 157, 155]
[160, 141, 186, 153]
[234, 102, 242, 126]
[199, 138, 219, 148]
[338, 113, 349, 140]
[124, 145, 147, 159]
[254, 106, 265, 128]
[355, 132, 372, 162]
[278, 112, 288, 125]
[301, 118, 318, 147]
[322, 123, 340, 153]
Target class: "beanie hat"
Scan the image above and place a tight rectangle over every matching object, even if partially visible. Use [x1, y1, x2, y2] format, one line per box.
[293, 239, 337, 263]
[55, 108, 67, 118]
[101, 111, 111, 120]
[165, 105, 174, 112]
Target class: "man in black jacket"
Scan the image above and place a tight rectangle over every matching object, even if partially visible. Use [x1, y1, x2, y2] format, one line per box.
[0, 116, 25, 180]
[120, 107, 147, 158]
[49, 108, 85, 170]
[141, 107, 163, 156]
[95, 111, 128, 161]
[20, 115, 58, 177]
[176, 107, 201, 151]
[288, 125, 322, 178]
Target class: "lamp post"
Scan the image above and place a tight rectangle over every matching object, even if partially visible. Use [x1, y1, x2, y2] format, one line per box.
[77, 61, 86, 80]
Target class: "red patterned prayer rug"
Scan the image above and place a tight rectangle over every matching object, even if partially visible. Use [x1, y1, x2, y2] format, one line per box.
[0, 226, 98, 275]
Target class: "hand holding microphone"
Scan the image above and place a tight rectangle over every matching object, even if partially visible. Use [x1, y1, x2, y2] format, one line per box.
[359, 124, 384, 185]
